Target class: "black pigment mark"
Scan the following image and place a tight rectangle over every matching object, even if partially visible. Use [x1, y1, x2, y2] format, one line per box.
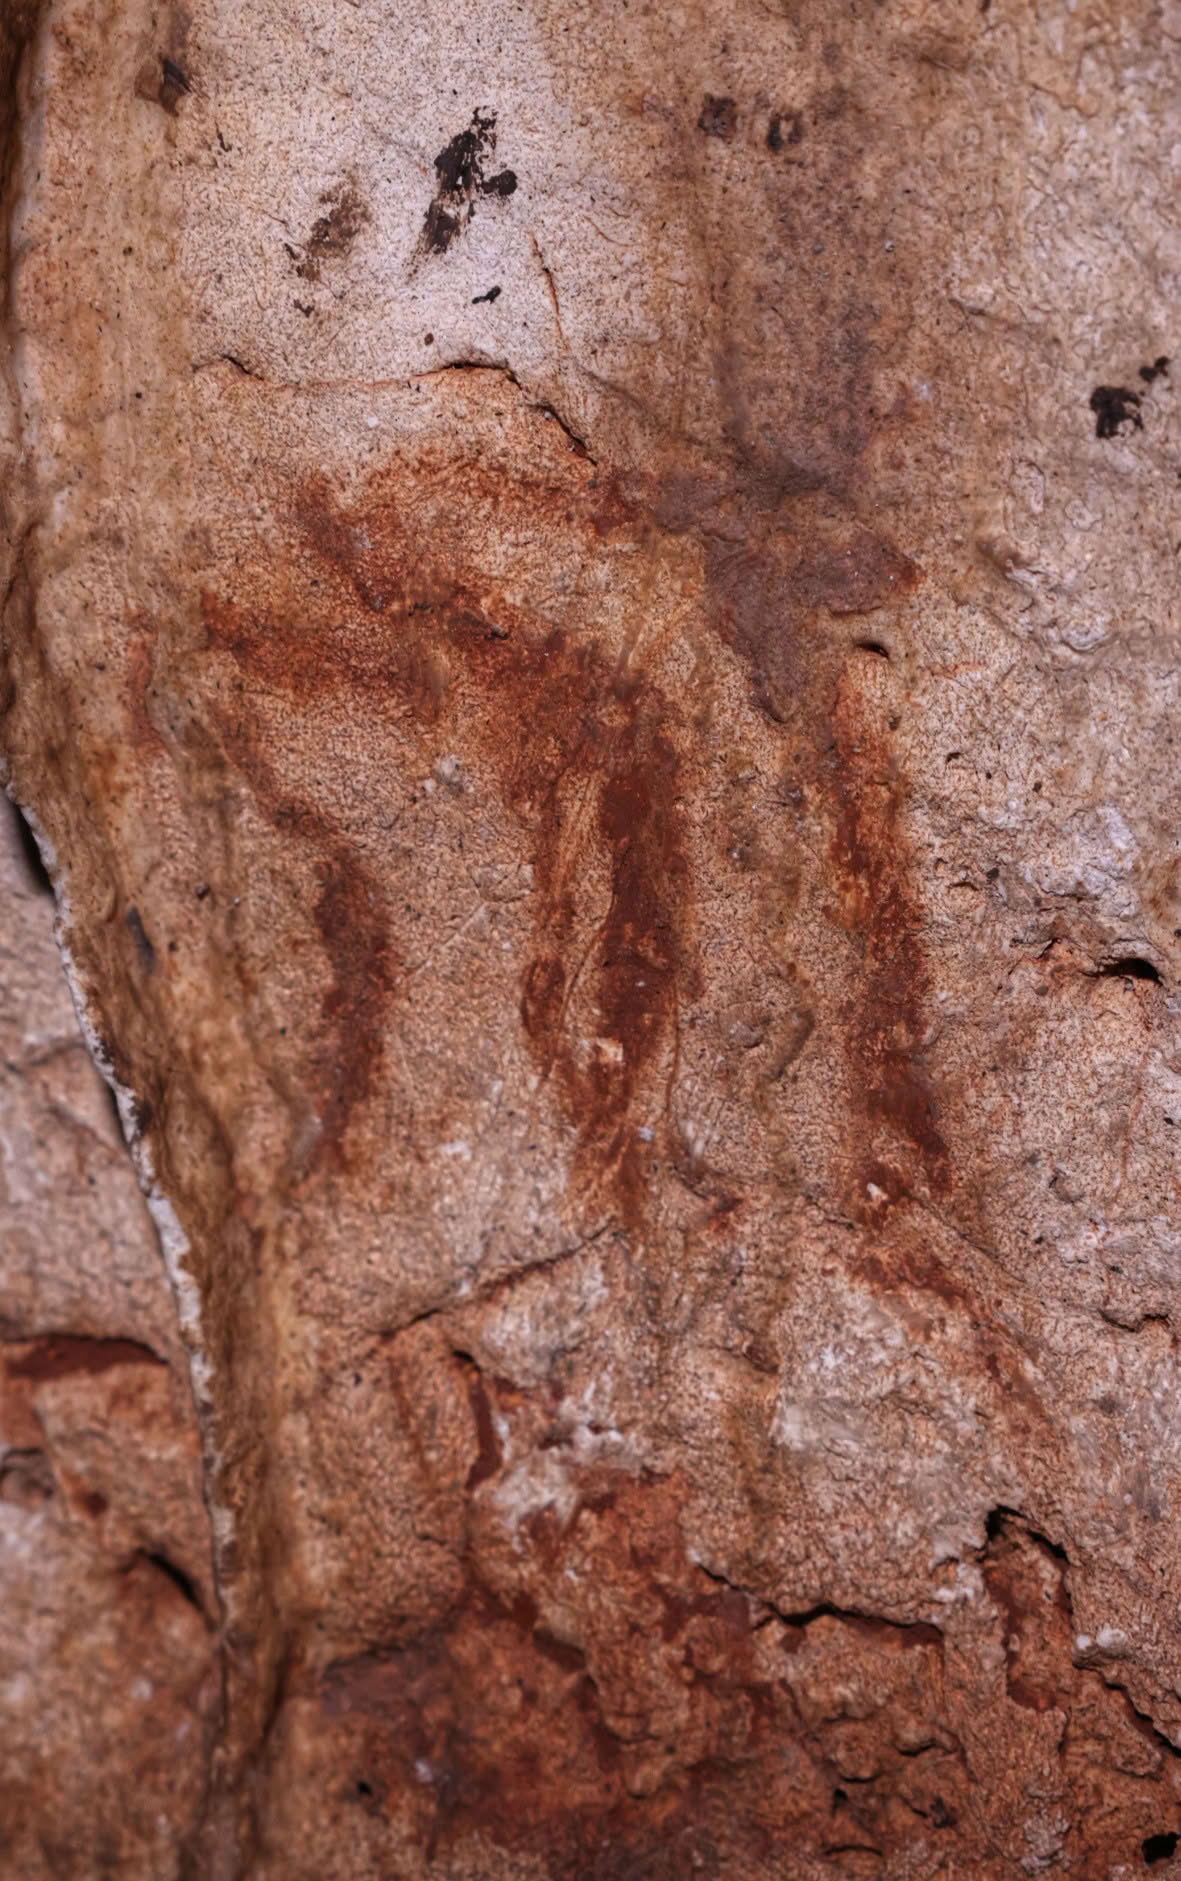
[698, 94, 738, 140]
[471, 284, 502, 305]
[767, 110, 803, 150]
[419, 110, 517, 258]
[1097, 956, 1161, 984]
[136, 49, 192, 114]
[1090, 384, 1143, 439]
[1139, 355, 1170, 384]
[124, 906, 157, 974]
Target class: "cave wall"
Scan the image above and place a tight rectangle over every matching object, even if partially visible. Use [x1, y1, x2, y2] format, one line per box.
[2, 0, 1181, 1874]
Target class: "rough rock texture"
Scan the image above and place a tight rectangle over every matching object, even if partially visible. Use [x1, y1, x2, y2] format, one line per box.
[2, 0, 1181, 1874]
[0, 796, 216, 1877]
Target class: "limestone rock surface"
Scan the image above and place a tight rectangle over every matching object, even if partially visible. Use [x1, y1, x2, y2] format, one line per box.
[3, 0, 1181, 1874]
[0, 800, 215, 1878]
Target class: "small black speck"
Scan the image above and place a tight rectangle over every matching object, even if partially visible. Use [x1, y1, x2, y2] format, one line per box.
[472, 284, 501, 305]
[985, 866, 999, 881]
[1139, 355, 1170, 384]
[424, 332, 434, 345]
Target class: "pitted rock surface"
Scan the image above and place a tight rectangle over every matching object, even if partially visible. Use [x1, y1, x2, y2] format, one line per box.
[2, 0, 1181, 1875]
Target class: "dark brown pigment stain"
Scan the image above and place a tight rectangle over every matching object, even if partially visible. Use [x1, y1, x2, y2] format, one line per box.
[134, 52, 190, 114]
[665, 56, 941, 1243]
[311, 853, 397, 1160]
[658, 460, 918, 725]
[124, 903, 157, 973]
[132, 4, 192, 114]
[203, 449, 689, 1216]
[419, 109, 518, 257]
[293, 178, 371, 282]
[698, 94, 738, 140]
[766, 109, 804, 150]
[5, 1333, 165, 1382]
[828, 666, 948, 1221]
[795, 532, 917, 616]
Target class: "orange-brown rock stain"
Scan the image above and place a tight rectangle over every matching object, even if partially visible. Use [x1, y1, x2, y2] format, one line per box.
[312, 1472, 826, 1876]
[299, 1453, 1181, 1879]
[189, 380, 985, 1870]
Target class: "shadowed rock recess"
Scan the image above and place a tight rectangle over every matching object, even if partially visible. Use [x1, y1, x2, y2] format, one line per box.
[2, 0, 1181, 1874]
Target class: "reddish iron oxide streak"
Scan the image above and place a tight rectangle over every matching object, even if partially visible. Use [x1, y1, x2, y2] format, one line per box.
[204, 455, 690, 1213]
[456, 1358, 502, 1492]
[981, 1514, 1073, 1714]
[829, 670, 948, 1219]
[194, 606, 399, 1174]
[5, 1334, 165, 1382]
